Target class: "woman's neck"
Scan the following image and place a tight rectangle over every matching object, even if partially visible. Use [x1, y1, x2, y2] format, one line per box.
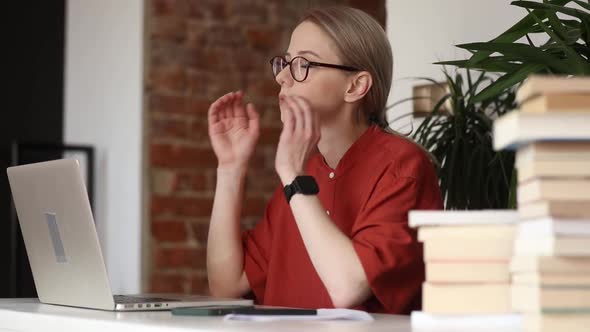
[317, 120, 370, 170]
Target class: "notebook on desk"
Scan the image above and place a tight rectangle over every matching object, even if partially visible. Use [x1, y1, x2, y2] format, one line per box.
[6, 159, 252, 311]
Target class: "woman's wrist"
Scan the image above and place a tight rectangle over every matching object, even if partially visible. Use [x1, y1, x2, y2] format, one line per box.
[217, 163, 249, 182]
[278, 169, 302, 186]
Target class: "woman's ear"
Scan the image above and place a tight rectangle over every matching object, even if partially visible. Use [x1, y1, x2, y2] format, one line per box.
[344, 71, 373, 103]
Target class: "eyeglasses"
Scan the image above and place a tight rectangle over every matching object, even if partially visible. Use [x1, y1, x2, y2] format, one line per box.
[269, 55, 360, 82]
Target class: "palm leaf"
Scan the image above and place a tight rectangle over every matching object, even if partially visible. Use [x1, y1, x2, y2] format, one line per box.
[511, 1, 590, 21]
[472, 63, 545, 102]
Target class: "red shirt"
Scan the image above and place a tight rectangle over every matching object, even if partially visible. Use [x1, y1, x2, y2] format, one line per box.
[242, 125, 443, 314]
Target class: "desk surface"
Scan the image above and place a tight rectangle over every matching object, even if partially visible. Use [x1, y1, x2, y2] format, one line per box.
[0, 299, 413, 332]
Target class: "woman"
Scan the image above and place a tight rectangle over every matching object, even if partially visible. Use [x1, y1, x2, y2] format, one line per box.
[206, 6, 443, 314]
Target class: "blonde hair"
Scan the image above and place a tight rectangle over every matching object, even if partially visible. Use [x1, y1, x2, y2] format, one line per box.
[300, 6, 392, 128]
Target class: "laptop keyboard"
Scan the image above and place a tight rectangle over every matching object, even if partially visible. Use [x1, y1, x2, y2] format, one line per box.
[114, 295, 180, 304]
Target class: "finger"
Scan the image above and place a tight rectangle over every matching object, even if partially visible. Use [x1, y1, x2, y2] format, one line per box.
[287, 97, 304, 136]
[281, 102, 295, 139]
[232, 90, 245, 118]
[303, 96, 321, 141]
[292, 96, 313, 139]
[314, 107, 321, 141]
[208, 91, 234, 124]
[246, 103, 260, 136]
[221, 92, 236, 119]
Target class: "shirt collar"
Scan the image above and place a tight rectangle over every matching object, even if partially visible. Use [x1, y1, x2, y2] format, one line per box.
[315, 124, 380, 173]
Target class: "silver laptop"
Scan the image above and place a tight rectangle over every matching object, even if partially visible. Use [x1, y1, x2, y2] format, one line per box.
[7, 158, 252, 311]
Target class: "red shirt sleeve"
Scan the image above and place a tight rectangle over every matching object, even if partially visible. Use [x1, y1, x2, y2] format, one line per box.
[241, 185, 282, 303]
[351, 156, 442, 314]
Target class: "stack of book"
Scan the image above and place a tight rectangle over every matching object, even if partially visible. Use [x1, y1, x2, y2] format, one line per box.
[494, 75, 590, 332]
[408, 210, 522, 330]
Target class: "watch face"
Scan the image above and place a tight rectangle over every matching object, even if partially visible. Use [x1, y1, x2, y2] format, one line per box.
[295, 176, 319, 194]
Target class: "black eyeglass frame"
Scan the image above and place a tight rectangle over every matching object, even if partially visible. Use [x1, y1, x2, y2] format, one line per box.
[269, 55, 361, 82]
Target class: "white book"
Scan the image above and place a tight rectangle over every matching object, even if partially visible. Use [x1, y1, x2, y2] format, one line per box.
[512, 284, 590, 313]
[423, 283, 513, 314]
[519, 200, 590, 220]
[492, 111, 590, 151]
[518, 217, 590, 237]
[411, 311, 522, 331]
[517, 160, 590, 183]
[524, 313, 590, 332]
[516, 142, 590, 167]
[514, 236, 590, 256]
[512, 272, 590, 286]
[511, 256, 590, 273]
[418, 224, 515, 241]
[516, 75, 590, 103]
[409, 210, 518, 228]
[425, 237, 514, 261]
[427, 261, 511, 283]
[517, 178, 590, 204]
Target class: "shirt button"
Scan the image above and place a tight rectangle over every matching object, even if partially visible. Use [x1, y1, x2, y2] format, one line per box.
[329, 172, 335, 179]
[326, 210, 330, 215]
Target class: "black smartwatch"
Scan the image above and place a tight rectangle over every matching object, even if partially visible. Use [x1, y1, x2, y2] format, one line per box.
[283, 176, 319, 203]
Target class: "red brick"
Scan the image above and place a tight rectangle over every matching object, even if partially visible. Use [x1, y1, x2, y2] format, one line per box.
[185, 21, 208, 46]
[188, 121, 208, 142]
[258, 126, 282, 145]
[188, 97, 211, 114]
[228, 1, 269, 25]
[191, 173, 208, 191]
[186, 70, 210, 96]
[151, 17, 186, 43]
[246, 170, 279, 193]
[152, 221, 188, 242]
[149, 66, 186, 93]
[150, 40, 191, 67]
[154, 247, 206, 269]
[188, 47, 232, 70]
[191, 72, 243, 97]
[189, 275, 210, 295]
[150, 273, 186, 294]
[190, 222, 209, 245]
[152, 0, 190, 17]
[245, 27, 277, 50]
[234, 50, 266, 72]
[348, 0, 386, 28]
[150, 94, 187, 114]
[206, 26, 244, 47]
[257, 104, 282, 126]
[151, 195, 214, 217]
[248, 149, 271, 170]
[150, 144, 217, 169]
[256, 79, 280, 98]
[151, 117, 189, 139]
[188, 1, 227, 20]
[172, 172, 207, 192]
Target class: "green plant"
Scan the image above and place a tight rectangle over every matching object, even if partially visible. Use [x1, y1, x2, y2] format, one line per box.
[437, 0, 590, 103]
[408, 70, 517, 210]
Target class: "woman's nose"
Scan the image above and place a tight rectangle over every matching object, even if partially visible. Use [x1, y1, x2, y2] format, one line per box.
[275, 66, 293, 87]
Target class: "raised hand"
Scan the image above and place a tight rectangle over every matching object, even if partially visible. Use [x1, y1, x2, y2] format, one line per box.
[208, 91, 260, 169]
[275, 96, 321, 185]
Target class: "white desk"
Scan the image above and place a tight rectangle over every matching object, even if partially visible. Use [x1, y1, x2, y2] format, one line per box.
[0, 299, 413, 332]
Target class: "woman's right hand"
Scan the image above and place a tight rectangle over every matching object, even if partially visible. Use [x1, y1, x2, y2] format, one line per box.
[208, 91, 260, 169]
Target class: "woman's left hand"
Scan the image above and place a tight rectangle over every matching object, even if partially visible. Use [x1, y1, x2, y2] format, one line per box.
[275, 96, 321, 185]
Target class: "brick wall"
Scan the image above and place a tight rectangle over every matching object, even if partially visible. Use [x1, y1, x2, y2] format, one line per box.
[147, 0, 386, 295]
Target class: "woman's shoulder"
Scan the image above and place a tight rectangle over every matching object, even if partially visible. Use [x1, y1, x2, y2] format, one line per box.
[368, 127, 436, 179]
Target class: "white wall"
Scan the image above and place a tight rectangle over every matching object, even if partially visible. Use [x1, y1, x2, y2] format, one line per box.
[386, 0, 526, 132]
[64, 0, 145, 294]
